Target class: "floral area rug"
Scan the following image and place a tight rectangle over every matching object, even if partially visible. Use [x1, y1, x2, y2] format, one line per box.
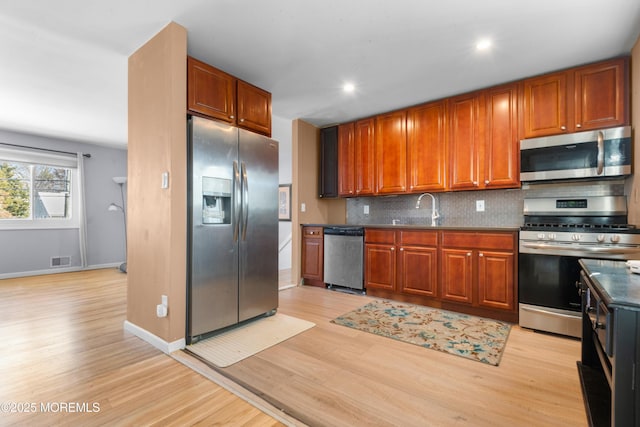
[331, 300, 511, 366]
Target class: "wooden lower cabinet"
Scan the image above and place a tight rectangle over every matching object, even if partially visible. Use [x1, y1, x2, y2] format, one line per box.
[441, 248, 474, 303]
[301, 226, 324, 287]
[365, 228, 518, 323]
[364, 230, 397, 291]
[366, 229, 439, 295]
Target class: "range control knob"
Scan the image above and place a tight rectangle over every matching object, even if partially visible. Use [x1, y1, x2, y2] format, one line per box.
[537, 233, 546, 240]
[596, 234, 606, 243]
[610, 234, 621, 243]
[548, 233, 557, 241]
[571, 234, 581, 241]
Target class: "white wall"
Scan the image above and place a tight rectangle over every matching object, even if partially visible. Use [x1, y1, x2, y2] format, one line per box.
[273, 115, 293, 270]
[0, 129, 127, 277]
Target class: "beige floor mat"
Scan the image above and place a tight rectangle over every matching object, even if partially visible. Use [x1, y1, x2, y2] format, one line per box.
[186, 313, 315, 367]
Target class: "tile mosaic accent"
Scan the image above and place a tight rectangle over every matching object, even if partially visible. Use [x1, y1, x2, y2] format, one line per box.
[346, 180, 627, 228]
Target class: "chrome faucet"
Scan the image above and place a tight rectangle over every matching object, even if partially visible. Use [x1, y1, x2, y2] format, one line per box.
[416, 193, 440, 226]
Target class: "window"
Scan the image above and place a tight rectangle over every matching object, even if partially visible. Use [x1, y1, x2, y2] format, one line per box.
[0, 147, 79, 229]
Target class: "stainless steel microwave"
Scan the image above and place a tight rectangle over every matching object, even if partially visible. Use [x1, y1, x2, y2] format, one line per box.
[520, 126, 632, 182]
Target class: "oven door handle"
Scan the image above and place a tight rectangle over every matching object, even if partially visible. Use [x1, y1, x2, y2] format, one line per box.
[521, 242, 639, 254]
[520, 305, 580, 320]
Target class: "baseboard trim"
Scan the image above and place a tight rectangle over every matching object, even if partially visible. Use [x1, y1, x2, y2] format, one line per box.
[123, 320, 185, 354]
[0, 263, 121, 280]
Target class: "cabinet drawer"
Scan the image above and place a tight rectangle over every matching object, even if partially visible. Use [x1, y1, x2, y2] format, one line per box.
[399, 230, 438, 246]
[441, 231, 515, 250]
[303, 227, 324, 237]
[365, 229, 396, 244]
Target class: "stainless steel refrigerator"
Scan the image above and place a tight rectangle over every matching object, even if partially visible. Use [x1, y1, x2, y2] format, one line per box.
[187, 116, 279, 343]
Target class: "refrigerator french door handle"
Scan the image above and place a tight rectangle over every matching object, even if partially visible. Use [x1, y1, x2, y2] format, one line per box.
[241, 162, 249, 241]
[233, 161, 241, 242]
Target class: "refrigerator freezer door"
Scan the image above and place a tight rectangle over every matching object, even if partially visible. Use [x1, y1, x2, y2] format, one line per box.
[238, 129, 279, 322]
[189, 117, 240, 336]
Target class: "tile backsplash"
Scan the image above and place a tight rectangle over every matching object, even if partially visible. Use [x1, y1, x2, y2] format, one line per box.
[346, 179, 627, 228]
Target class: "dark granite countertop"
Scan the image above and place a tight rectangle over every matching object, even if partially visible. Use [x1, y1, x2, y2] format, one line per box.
[579, 259, 640, 310]
[301, 223, 520, 232]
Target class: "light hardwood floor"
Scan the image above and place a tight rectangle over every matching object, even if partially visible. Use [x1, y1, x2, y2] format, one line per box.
[0, 269, 588, 426]
[0, 269, 284, 426]
[220, 286, 589, 427]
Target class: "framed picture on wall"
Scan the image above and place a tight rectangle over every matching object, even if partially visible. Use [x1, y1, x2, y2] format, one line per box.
[279, 184, 291, 221]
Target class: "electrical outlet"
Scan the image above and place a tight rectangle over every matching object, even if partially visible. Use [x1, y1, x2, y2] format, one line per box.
[476, 200, 485, 212]
[364, 205, 369, 215]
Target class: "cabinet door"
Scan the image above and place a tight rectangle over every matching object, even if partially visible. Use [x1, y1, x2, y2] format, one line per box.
[237, 80, 272, 136]
[375, 111, 407, 194]
[319, 126, 339, 198]
[365, 243, 396, 291]
[574, 58, 628, 131]
[522, 71, 569, 138]
[355, 118, 376, 195]
[477, 250, 514, 310]
[484, 84, 520, 189]
[407, 101, 447, 192]
[301, 228, 323, 283]
[449, 93, 484, 191]
[399, 245, 438, 297]
[187, 57, 236, 123]
[441, 248, 473, 304]
[338, 123, 355, 197]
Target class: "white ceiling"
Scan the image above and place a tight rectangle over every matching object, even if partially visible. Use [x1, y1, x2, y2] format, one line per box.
[0, 1, 639, 148]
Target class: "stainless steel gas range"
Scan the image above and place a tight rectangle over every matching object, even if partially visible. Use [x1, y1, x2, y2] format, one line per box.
[518, 195, 640, 338]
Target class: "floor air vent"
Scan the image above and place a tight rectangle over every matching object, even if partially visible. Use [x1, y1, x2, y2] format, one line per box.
[51, 256, 71, 267]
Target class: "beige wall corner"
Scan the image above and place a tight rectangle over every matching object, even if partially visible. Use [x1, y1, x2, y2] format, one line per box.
[127, 22, 187, 343]
[627, 36, 640, 224]
[291, 119, 346, 285]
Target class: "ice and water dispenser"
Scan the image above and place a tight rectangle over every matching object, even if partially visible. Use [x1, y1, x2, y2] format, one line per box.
[202, 176, 231, 224]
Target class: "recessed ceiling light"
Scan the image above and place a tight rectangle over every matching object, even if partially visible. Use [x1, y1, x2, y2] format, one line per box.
[476, 39, 492, 51]
[343, 83, 355, 93]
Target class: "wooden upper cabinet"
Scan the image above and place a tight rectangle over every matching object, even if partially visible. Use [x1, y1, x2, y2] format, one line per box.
[522, 57, 628, 138]
[188, 56, 236, 123]
[407, 100, 447, 192]
[484, 84, 520, 189]
[338, 123, 355, 197]
[187, 56, 272, 136]
[375, 110, 407, 194]
[354, 118, 376, 195]
[237, 80, 272, 136]
[521, 71, 568, 138]
[319, 126, 338, 198]
[448, 92, 484, 191]
[573, 58, 628, 131]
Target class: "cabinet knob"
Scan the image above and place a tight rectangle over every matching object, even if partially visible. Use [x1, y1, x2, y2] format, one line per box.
[467, 252, 472, 256]
[484, 180, 489, 185]
[240, 118, 245, 123]
[473, 181, 478, 186]
[576, 124, 582, 128]
[390, 247, 395, 251]
[399, 248, 404, 252]
[230, 115, 235, 119]
[560, 125, 566, 130]
[479, 253, 484, 257]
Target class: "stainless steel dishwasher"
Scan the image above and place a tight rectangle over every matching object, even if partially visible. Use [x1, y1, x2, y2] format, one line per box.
[323, 226, 364, 292]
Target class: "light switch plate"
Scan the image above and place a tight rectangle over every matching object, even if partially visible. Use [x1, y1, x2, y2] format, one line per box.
[476, 200, 485, 212]
[364, 205, 369, 215]
[301, 203, 306, 212]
